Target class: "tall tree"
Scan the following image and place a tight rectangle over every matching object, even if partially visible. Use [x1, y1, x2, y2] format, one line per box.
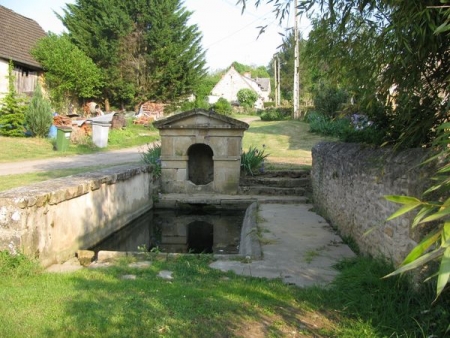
[59, 0, 207, 110]
[58, 0, 133, 110]
[141, 0, 207, 101]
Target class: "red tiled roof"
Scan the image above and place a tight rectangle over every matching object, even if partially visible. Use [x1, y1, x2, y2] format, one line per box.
[0, 5, 47, 69]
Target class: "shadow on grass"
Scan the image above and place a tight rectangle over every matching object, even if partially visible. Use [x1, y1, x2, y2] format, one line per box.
[46, 256, 336, 337]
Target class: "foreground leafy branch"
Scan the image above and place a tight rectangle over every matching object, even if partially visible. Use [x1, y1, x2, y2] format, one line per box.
[385, 122, 450, 300]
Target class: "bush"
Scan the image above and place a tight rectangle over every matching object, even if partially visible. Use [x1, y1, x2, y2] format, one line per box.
[313, 84, 349, 119]
[259, 108, 291, 121]
[241, 146, 269, 176]
[237, 88, 258, 109]
[142, 143, 161, 177]
[25, 84, 53, 138]
[307, 111, 385, 145]
[179, 98, 210, 112]
[213, 98, 232, 115]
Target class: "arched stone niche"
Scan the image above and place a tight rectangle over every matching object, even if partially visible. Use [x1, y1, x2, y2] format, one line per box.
[153, 109, 249, 194]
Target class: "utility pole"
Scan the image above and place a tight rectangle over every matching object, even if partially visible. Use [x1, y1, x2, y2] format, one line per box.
[273, 55, 278, 107]
[293, 0, 300, 119]
[273, 54, 281, 107]
[277, 54, 281, 106]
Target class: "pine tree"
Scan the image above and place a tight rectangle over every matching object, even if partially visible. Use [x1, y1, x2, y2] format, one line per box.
[25, 83, 53, 138]
[59, 0, 207, 109]
[0, 61, 26, 137]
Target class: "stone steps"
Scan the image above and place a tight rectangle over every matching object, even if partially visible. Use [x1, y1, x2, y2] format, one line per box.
[238, 170, 311, 197]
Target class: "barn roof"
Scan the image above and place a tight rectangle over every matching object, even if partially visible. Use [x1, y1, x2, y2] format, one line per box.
[0, 5, 46, 69]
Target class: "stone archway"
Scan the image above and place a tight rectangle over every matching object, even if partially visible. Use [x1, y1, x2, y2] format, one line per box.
[187, 144, 214, 185]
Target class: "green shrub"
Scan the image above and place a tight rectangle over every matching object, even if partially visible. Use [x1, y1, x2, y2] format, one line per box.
[25, 84, 53, 138]
[312, 84, 349, 119]
[263, 101, 275, 108]
[179, 98, 210, 112]
[307, 111, 385, 145]
[237, 88, 258, 108]
[213, 98, 232, 115]
[259, 108, 291, 121]
[241, 146, 269, 176]
[0, 61, 26, 137]
[142, 143, 161, 177]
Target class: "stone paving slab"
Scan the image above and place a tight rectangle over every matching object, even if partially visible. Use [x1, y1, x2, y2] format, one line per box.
[210, 203, 356, 287]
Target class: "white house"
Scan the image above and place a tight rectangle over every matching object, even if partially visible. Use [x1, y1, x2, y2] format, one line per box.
[209, 66, 271, 109]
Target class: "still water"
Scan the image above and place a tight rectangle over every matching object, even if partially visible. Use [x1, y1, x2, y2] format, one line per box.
[90, 207, 246, 254]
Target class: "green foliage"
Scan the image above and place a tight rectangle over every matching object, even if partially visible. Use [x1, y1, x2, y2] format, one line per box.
[141, 143, 161, 177]
[307, 112, 385, 145]
[241, 146, 269, 176]
[232, 62, 270, 78]
[0, 61, 26, 137]
[213, 98, 232, 115]
[32, 33, 103, 112]
[59, 0, 207, 108]
[259, 108, 291, 121]
[384, 122, 450, 300]
[179, 98, 210, 112]
[312, 84, 349, 119]
[24, 84, 53, 138]
[0, 250, 41, 278]
[237, 88, 258, 109]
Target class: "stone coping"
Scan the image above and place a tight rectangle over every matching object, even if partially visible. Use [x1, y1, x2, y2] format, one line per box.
[0, 164, 153, 209]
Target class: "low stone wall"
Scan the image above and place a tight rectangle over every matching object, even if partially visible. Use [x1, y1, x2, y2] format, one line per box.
[0, 164, 154, 267]
[311, 142, 433, 265]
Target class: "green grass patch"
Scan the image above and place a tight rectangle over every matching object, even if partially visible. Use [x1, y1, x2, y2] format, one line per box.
[0, 123, 159, 163]
[243, 119, 335, 169]
[1, 253, 448, 337]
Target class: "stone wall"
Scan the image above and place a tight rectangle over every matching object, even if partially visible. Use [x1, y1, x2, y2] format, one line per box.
[0, 164, 154, 267]
[311, 142, 433, 265]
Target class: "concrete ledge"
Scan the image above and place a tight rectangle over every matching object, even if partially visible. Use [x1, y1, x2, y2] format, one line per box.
[0, 164, 154, 267]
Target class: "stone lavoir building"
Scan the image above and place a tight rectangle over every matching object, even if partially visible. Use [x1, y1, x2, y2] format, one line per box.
[153, 109, 249, 195]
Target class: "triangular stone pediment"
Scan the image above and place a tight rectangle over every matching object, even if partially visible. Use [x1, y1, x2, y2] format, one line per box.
[153, 109, 249, 130]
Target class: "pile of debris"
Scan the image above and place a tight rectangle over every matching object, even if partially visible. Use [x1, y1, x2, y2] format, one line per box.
[134, 102, 165, 126]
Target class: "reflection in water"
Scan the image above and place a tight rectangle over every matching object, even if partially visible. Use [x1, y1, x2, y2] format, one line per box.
[90, 208, 245, 254]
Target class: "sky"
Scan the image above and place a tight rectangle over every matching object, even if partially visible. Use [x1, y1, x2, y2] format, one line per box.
[1, 0, 311, 72]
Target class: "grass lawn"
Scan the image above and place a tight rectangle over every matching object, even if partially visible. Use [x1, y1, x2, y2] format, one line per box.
[1, 254, 447, 337]
[242, 119, 334, 169]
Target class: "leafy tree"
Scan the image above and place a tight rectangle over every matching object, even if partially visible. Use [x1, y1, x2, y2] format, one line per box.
[237, 88, 258, 108]
[25, 83, 53, 138]
[232, 61, 269, 78]
[31, 33, 103, 112]
[244, 0, 450, 148]
[59, 0, 207, 110]
[0, 61, 26, 137]
[59, 0, 134, 110]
